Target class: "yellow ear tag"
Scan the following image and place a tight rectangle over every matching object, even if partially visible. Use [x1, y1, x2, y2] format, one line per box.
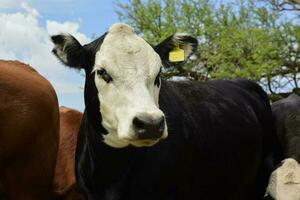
[169, 45, 185, 62]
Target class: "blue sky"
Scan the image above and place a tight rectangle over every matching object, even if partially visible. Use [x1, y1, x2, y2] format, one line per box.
[0, 0, 123, 111]
[1, 0, 120, 35]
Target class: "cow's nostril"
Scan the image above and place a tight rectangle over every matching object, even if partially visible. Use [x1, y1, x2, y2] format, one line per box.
[132, 115, 165, 140]
[133, 117, 146, 129]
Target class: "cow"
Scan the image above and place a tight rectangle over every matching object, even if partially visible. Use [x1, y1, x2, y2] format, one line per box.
[51, 23, 278, 200]
[0, 60, 59, 200]
[265, 93, 300, 200]
[54, 106, 85, 200]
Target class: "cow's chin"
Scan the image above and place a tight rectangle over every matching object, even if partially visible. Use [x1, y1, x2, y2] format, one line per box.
[126, 139, 160, 147]
[102, 131, 162, 148]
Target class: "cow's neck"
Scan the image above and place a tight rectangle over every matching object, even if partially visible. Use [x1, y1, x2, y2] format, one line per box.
[76, 112, 142, 197]
[285, 137, 300, 163]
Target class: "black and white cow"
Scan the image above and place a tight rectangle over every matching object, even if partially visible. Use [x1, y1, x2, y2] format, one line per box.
[265, 93, 300, 200]
[51, 23, 277, 200]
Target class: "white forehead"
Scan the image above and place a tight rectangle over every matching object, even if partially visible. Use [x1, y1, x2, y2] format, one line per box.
[94, 23, 161, 76]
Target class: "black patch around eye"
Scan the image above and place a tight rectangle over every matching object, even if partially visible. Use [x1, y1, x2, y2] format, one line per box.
[154, 68, 162, 87]
[97, 68, 113, 83]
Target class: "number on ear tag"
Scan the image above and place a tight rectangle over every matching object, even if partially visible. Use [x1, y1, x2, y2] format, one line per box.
[169, 45, 185, 62]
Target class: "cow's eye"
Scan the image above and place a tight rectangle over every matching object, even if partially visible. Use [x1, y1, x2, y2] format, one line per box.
[154, 68, 162, 87]
[97, 68, 113, 83]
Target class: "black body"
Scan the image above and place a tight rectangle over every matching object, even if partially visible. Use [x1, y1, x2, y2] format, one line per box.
[272, 93, 300, 163]
[76, 79, 276, 200]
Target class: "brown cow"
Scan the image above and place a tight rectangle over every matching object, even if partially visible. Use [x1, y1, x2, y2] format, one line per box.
[0, 60, 59, 200]
[54, 106, 85, 200]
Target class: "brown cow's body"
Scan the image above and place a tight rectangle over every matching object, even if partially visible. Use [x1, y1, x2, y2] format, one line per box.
[0, 60, 59, 199]
[54, 106, 85, 200]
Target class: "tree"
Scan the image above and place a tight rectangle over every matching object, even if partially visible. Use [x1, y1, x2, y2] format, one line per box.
[115, 0, 300, 101]
[267, 0, 300, 11]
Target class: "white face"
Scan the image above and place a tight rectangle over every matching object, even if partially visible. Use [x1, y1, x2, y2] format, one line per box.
[93, 24, 168, 148]
[266, 158, 300, 200]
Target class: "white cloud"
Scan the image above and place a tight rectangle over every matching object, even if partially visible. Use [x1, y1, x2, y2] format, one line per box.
[0, 2, 89, 104]
[47, 20, 90, 44]
[0, 0, 22, 9]
[21, 2, 39, 17]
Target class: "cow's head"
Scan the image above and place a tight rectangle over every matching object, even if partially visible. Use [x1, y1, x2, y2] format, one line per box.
[51, 23, 197, 148]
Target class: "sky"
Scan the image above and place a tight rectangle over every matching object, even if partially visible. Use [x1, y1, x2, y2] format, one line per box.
[0, 0, 121, 111]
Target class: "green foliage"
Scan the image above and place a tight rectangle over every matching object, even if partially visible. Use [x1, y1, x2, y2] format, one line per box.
[208, 27, 282, 80]
[115, 0, 300, 97]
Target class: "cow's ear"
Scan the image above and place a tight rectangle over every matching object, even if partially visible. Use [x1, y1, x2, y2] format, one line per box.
[154, 33, 198, 68]
[51, 34, 85, 69]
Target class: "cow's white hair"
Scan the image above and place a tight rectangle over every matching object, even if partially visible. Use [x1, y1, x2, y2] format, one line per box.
[52, 34, 75, 64]
[93, 23, 167, 148]
[266, 158, 300, 200]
